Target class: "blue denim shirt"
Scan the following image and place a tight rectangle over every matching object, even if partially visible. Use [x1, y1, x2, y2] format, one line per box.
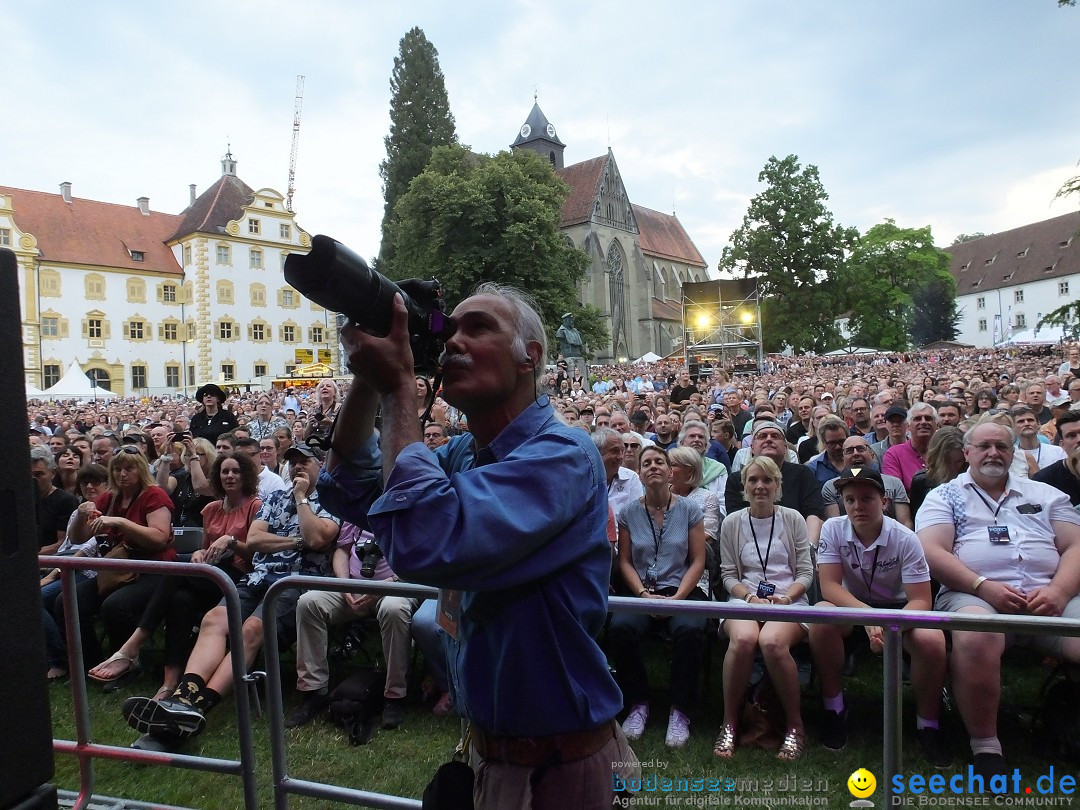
[318, 399, 623, 736]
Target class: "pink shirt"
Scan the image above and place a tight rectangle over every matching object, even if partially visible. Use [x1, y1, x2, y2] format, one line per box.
[882, 441, 925, 492]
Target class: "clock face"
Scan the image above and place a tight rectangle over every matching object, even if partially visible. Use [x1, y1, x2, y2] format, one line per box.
[520, 124, 532, 138]
[546, 123, 556, 138]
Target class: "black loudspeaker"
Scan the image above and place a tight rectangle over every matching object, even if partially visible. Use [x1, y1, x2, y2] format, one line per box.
[0, 248, 57, 809]
[688, 358, 700, 380]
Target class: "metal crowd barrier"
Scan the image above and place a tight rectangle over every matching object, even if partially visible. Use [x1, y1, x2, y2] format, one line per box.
[47, 562, 1080, 810]
[43, 555, 259, 810]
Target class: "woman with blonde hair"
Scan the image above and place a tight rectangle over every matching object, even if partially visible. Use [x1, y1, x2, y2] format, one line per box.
[908, 427, 966, 515]
[715, 455, 813, 761]
[55, 446, 174, 679]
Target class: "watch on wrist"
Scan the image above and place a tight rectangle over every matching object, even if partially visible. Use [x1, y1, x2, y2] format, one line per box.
[744, 593, 753, 602]
[298, 497, 310, 507]
[294, 537, 304, 552]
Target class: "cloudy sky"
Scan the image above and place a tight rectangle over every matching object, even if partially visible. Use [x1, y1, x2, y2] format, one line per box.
[5, 1, 1079, 274]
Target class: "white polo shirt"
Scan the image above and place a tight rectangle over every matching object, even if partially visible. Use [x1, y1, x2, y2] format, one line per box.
[607, 466, 643, 522]
[817, 515, 929, 604]
[915, 471, 1080, 595]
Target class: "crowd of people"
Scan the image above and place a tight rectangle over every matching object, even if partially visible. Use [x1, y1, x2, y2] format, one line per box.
[30, 334, 1080, 803]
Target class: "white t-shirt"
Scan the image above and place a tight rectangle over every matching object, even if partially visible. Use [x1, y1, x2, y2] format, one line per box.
[817, 515, 929, 604]
[915, 472, 1080, 595]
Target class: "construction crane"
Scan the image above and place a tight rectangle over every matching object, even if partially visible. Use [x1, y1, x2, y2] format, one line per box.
[286, 75, 305, 212]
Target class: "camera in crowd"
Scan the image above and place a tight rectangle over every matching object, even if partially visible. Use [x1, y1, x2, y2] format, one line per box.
[358, 535, 383, 579]
[283, 235, 456, 374]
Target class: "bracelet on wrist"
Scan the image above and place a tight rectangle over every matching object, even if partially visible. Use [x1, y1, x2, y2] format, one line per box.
[971, 575, 988, 593]
[638, 588, 648, 597]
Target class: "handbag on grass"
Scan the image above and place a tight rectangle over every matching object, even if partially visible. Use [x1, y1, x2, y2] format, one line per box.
[422, 726, 473, 810]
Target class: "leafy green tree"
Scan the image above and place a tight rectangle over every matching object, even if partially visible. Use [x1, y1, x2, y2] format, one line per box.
[718, 155, 858, 353]
[1039, 168, 1080, 337]
[389, 144, 608, 357]
[378, 27, 457, 273]
[840, 220, 957, 350]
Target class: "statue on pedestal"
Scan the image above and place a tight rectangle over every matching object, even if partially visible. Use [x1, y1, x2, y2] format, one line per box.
[555, 313, 584, 360]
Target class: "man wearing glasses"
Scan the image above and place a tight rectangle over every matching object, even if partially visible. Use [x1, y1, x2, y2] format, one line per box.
[821, 436, 913, 528]
[917, 421, 1080, 782]
[807, 416, 850, 487]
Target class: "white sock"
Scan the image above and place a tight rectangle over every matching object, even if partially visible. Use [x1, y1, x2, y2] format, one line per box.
[823, 693, 845, 713]
[970, 736, 1002, 756]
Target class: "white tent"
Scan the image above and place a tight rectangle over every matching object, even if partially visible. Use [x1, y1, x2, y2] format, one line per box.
[25, 382, 46, 399]
[41, 362, 118, 400]
[634, 351, 661, 363]
[824, 346, 882, 356]
[999, 324, 1067, 345]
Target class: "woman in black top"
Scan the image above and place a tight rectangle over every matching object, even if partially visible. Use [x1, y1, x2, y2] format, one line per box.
[189, 384, 238, 444]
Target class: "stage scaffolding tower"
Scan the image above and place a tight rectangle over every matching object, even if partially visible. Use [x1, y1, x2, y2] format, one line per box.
[681, 279, 763, 376]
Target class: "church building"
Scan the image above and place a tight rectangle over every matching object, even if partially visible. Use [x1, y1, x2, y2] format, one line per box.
[511, 103, 708, 363]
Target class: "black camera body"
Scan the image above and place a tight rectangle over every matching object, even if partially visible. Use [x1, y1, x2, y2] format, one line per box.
[358, 536, 384, 579]
[283, 235, 455, 374]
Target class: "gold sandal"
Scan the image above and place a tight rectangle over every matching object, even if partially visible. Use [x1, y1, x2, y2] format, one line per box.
[777, 728, 807, 761]
[713, 724, 736, 759]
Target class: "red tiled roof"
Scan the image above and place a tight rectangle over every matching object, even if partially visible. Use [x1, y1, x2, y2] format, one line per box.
[946, 210, 1080, 294]
[633, 205, 707, 267]
[171, 173, 255, 241]
[651, 297, 683, 322]
[555, 156, 606, 227]
[0, 185, 183, 275]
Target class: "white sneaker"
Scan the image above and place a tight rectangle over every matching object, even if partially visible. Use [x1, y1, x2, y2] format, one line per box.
[665, 709, 690, 748]
[622, 703, 649, 740]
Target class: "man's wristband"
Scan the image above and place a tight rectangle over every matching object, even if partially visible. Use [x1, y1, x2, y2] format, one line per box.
[743, 592, 753, 602]
[971, 575, 988, 593]
[638, 588, 648, 597]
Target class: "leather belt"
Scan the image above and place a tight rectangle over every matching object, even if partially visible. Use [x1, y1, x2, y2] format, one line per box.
[472, 720, 616, 767]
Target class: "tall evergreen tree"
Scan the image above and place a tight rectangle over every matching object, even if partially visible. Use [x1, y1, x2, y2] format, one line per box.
[378, 27, 457, 273]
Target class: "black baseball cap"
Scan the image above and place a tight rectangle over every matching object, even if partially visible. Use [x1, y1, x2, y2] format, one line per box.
[884, 405, 908, 421]
[833, 467, 887, 495]
[283, 442, 324, 462]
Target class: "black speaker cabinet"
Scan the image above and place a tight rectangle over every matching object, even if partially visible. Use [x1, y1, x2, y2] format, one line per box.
[0, 248, 57, 809]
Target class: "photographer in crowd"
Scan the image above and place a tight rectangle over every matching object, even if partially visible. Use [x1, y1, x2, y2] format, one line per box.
[319, 283, 634, 810]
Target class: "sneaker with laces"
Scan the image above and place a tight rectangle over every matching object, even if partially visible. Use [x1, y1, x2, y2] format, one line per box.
[622, 704, 649, 740]
[820, 708, 847, 751]
[665, 709, 690, 748]
[972, 752, 1007, 789]
[122, 696, 205, 738]
[916, 727, 951, 768]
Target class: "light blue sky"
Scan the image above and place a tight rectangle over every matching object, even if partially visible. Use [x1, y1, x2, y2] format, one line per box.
[5, 1, 1078, 273]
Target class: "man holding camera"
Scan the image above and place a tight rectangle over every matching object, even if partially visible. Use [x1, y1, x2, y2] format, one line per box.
[320, 283, 632, 810]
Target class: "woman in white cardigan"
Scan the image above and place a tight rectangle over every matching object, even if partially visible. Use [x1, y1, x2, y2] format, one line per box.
[715, 455, 814, 761]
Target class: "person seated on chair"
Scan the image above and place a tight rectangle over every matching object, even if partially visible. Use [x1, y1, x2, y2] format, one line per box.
[120, 442, 339, 747]
[285, 522, 420, 731]
[916, 420, 1080, 782]
[715, 455, 812, 762]
[609, 445, 707, 749]
[809, 467, 948, 766]
[87, 452, 260, 698]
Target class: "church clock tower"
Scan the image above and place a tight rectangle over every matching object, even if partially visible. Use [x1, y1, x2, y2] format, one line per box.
[510, 101, 566, 169]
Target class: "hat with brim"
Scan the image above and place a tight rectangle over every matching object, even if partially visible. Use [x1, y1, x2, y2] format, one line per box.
[833, 467, 887, 495]
[884, 404, 908, 421]
[195, 383, 227, 403]
[283, 442, 324, 463]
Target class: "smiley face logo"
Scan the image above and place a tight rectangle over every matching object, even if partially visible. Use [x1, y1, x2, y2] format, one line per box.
[848, 768, 877, 799]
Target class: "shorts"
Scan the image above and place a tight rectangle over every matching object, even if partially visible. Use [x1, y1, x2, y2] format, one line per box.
[217, 580, 302, 625]
[935, 590, 1080, 658]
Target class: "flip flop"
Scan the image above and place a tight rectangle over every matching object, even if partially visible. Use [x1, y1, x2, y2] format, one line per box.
[87, 650, 141, 683]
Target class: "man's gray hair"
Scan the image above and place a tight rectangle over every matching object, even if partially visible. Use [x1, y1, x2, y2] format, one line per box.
[472, 282, 548, 384]
[591, 426, 622, 453]
[678, 419, 709, 443]
[965, 415, 1016, 446]
[816, 415, 848, 445]
[908, 401, 940, 425]
[30, 444, 56, 470]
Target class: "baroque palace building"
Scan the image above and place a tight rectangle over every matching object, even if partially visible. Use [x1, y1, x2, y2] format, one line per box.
[0, 151, 336, 396]
[511, 103, 709, 363]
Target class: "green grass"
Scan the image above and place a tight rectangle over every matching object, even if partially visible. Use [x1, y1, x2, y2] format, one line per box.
[46, 645, 1075, 808]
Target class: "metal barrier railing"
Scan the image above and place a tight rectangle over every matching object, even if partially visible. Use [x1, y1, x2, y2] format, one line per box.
[43, 555, 260, 810]
[263, 577, 1080, 810]
[47, 560, 1080, 810]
